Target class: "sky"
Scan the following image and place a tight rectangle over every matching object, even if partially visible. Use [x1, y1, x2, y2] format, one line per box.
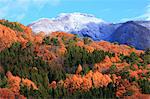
[0, 0, 150, 25]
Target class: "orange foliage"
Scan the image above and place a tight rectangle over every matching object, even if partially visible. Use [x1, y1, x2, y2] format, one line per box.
[125, 94, 150, 99]
[90, 42, 105, 50]
[0, 24, 17, 51]
[59, 70, 112, 92]
[116, 84, 126, 97]
[133, 64, 139, 70]
[94, 55, 129, 72]
[147, 64, 150, 68]
[84, 70, 93, 79]
[43, 49, 56, 61]
[64, 75, 83, 92]
[49, 81, 57, 89]
[116, 78, 141, 97]
[89, 41, 144, 56]
[81, 76, 92, 91]
[0, 21, 35, 50]
[126, 82, 140, 95]
[36, 46, 57, 62]
[75, 64, 82, 74]
[0, 88, 26, 99]
[92, 71, 112, 88]
[129, 69, 148, 80]
[115, 62, 130, 70]
[51, 32, 74, 39]
[22, 78, 38, 90]
[83, 45, 94, 53]
[116, 79, 130, 97]
[34, 33, 68, 62]
[56, 38, 67, 55]
[6, 71, 21, 93]
[112, 74, 121, 84]
[130, 71, 139, 79]
[110, 54, 121, 63]
[94, 56, 112, 72]
[57, 46, 67, 55]
[34, 32, 45, 44]
[0, 23, 148, 98]
[57, 80, 64, 88]
[75, 39, 143, 56]
[17, 35, 28, 48]
[19, 23, 34, 42]
[75, 41, 84, 47]
[6, 71, 38, 94]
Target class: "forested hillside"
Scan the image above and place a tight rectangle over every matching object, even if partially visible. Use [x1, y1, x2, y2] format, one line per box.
[0, 20, 150, 98]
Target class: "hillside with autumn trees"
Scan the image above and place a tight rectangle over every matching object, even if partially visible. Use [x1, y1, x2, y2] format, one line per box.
[0, 20, 150, 98]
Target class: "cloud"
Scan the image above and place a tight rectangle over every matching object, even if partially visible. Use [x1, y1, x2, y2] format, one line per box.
[140, 4, 150, 20]
[120, 4, 150, 22]
[0, 0, 61, 21]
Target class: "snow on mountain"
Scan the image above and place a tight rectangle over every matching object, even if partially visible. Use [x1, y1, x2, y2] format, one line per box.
[135, 21, 150, 30]
[71, 23, 119, 41]
[29, 13, 106, 34]
[29, 13, 118, 40]
[29, 13, 150, 49]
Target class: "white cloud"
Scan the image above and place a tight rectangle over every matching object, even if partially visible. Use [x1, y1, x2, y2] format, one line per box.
[0, 0, 61, 21]
[120, 4, 150, 22]
[140, 4, 150, 20]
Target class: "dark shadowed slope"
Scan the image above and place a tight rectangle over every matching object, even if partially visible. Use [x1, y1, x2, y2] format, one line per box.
[110, 21, 150, 50]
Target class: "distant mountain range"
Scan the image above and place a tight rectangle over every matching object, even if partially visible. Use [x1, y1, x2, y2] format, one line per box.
[28, 13, 150, 50]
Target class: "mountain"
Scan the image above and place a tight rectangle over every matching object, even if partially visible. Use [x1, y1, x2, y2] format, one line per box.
[29, 13, 117, 41]
[135, 21, 150, 29]
[110, 21, 150, 50]
[71, 23, 119, 41]
[29, 13, 105, 33]
[29, 13, 150, 50]
[29, 13, 105, 34]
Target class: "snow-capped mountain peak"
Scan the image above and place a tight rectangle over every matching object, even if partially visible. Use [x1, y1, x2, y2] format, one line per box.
[29, 12, 106, 34]
[55, 12, 105, 24]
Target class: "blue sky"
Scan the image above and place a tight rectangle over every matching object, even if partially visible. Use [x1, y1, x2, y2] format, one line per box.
[0, 0, 149, 25]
